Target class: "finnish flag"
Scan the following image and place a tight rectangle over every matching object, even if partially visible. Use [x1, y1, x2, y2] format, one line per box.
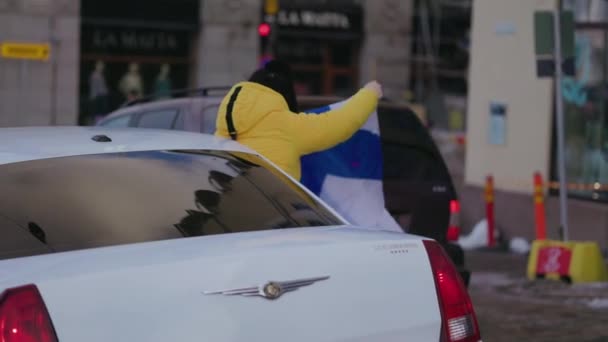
[301, 101, 403, 232]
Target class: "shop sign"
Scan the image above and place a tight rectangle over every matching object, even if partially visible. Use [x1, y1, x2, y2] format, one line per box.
[81, 27, 190, 57]
[277, 10, 350, 29]
[266, 6, 362, 34]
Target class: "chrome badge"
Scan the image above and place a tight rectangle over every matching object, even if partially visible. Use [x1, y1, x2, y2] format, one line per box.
[262, 282, 283, 300]
[204, 276, 330, 300]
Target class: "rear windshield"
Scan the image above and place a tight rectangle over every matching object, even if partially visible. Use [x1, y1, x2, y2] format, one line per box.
[0, 150, 342, 260]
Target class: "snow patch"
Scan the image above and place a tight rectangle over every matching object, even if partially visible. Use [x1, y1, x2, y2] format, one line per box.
[470, 272, 515, 287]
[587, 298, 608, 309]
[573, 282, 608, 290]
[509, 237, 531, 254]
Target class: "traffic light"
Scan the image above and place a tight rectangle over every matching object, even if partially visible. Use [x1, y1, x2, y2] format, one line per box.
[259, 22, 273, 64]
[258, 22, 271, 37]
[260, 0, 278, 64]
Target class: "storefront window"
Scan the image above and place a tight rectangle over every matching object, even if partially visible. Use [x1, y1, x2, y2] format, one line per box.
[563, 0, 608, 23]
[263, 1, 363, 96]
[555, 8, 608, 201]
[292, 71, 323, 95]
[79, 0, 199, 125]
[80, 60, 190, 125]
[334, 74, 355, 97]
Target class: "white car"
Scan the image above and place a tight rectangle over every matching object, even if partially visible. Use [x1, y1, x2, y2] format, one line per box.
[0, 127, 481, 342]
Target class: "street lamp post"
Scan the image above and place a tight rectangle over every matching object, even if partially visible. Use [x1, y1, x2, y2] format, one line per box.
[553, 0, 570, 241]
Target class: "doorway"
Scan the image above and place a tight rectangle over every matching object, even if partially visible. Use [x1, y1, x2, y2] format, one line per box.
[276, 38, 359, 96]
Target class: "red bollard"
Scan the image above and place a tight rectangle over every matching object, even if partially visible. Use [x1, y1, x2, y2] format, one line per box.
[447, 199, 461, 242]
[533, 172, 547, 240]
[485, 175, 496, 247]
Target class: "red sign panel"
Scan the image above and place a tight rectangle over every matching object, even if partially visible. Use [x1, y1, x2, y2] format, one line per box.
[536, 246, 572, 276]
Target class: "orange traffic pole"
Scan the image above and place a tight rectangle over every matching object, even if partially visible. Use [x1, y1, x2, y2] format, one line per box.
[533, 172, 547, 240]
[485, 175, 496, 247]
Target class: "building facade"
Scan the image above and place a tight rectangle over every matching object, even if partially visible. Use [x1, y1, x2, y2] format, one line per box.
[0, 0, 415, 127]
[0, 0, 80, 127]
[464, 0, 608, 248]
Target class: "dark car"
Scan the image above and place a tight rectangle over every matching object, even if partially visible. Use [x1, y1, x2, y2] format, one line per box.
[97, 88, 470, 285]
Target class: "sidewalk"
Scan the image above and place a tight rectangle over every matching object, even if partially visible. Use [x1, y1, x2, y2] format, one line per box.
[466, 250, 608, 342]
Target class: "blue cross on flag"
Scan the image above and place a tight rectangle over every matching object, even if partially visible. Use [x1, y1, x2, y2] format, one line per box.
[301, 100, 402, 232]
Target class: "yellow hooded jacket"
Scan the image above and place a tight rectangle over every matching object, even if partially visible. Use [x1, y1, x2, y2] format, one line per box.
[215, 81, 379, 180]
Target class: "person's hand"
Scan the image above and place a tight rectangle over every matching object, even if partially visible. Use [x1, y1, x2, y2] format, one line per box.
[364, 81, 383, 99]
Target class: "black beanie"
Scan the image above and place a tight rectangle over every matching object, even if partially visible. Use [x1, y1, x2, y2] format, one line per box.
[248, 60, 298, 112]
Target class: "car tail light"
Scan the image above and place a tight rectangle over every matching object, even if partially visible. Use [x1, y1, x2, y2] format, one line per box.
[447, 200, 461, 242]
[423, 240, 480, 342]
[0, 284, 58, 342]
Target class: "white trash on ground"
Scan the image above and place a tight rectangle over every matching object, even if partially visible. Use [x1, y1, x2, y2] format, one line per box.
[457, 219, 500, 250]
[458, 221, 531, 254]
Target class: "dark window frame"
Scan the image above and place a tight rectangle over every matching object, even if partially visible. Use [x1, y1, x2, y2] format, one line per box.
[200, 104, 220, 134]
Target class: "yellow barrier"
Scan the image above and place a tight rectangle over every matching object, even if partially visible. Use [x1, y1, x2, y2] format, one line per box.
[527, 240, 608, 283]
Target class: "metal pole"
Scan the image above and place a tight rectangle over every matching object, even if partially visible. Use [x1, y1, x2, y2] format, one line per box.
[553, 2, 570, 241]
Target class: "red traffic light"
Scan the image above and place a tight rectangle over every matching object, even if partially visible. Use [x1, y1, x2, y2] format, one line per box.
[258, 23, 271, 37]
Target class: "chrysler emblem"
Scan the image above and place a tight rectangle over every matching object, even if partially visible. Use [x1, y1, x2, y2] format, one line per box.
[204, 276, 330, 300]
[263, 282, 283, 300]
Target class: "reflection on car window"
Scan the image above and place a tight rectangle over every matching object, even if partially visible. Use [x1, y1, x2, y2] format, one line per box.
[137, 108, 178, 129]
[100, 114, 131, 128]
[0, 150, 341, 260]
[201, 105, 219, 134]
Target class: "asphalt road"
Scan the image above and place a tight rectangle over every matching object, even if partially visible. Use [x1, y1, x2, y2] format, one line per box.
[466, 250, 608, 342]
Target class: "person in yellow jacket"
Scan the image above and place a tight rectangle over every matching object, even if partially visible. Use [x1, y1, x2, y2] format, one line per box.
[215, 60, 383, 181]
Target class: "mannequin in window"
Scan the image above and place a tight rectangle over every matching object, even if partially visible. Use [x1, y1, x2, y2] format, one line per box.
[119, 63, 144, 102]
[154, 63, 172, 99]
[89, 61, 109, 123]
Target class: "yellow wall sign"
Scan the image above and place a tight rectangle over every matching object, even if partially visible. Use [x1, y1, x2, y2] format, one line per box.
[0, 42, 50, 61]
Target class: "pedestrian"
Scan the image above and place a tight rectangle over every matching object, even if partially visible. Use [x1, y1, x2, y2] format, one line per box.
[214, 60, 383, 180]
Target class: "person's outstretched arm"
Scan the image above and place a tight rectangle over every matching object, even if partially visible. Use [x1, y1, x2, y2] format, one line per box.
[289, 81, 383, 155]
